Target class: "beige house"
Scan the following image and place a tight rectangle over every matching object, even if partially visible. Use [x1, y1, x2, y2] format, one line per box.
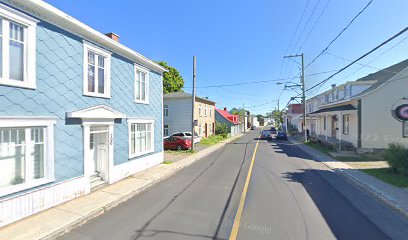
[164, 92, 216, 138]
[304, 59, 408, 151]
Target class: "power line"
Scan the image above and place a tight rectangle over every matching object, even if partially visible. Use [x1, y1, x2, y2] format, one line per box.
[325, 51, 400, 73]
[306, 0, 374, 69]
[183, 69, 338, 89]
[305, 25, 408, 93]
[334, 33, 408, 83]
[289, 0, 322, 55]
[295, 0, 331, 54]
[281, 0, 312, 78]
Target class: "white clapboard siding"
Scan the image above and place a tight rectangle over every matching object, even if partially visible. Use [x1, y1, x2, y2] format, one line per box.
[0, 176, 89, 227]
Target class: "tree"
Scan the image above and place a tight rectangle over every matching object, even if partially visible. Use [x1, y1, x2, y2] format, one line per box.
[272, 110, 284, 128]
[156, 61, 184, 94]
[215, 123, 229, 135]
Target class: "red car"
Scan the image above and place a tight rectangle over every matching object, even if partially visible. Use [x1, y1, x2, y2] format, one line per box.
[164, 136, 192, 150]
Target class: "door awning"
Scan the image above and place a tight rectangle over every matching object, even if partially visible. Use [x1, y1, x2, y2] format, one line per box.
[67, 105, 126, 119]
[310, 104, 357, 114]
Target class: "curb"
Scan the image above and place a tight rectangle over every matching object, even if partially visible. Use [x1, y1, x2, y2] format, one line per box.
[288, 137, 408, 219]
[335, 169, 408, 219]
[42, 133, 245, 240]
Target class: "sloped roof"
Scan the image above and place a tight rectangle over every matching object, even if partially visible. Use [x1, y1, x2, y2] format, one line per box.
[310, 104, 357, 114]
[216, 108, 240, 124]
[353, 58, 408, 98]
[164, 92, 216, 104]
[5, 0, 167, 74]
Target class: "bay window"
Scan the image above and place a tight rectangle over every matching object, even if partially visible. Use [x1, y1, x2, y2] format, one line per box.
[83, 42, 111, 98]
[134, 66, 149, 103]
[0, 4, 37, 89]
[128, 119, 154, 158]
[0, 117, 56, 197]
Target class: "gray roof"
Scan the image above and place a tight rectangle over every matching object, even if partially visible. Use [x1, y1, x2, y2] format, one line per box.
[163, 92, 192, 99]
[354, 58, 408, 97]
[163, 92, 216, 104]
[310, 104, 357, 114]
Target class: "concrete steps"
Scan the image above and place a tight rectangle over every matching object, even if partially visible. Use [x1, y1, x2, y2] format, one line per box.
[90, 174, 107, 190]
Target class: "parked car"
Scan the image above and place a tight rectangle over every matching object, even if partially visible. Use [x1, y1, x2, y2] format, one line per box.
[276, 131, 288, 140]
[270, 126, 277, 134]
[251, 126, 256, 130]
[171, 132, 201, 144]
[164, 136, 192, 151]
[260, 130, 272, 140]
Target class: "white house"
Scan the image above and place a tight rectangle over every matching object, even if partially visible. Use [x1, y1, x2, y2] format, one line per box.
[304, 59, 408, 151]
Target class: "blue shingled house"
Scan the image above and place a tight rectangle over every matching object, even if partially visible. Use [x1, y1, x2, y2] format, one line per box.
[0, 0, 166, 226]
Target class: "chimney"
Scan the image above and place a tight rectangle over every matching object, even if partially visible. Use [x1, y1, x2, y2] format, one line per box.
[105, 32, 120, 42]
[224, 107, 227, 111]
[331, 84, 336, 89]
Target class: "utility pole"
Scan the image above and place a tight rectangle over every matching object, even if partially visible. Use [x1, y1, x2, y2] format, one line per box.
[284, 53, 307, 142]
[191, 56, 196, 151]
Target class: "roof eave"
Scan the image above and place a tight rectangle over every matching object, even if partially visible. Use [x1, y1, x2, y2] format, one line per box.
[6, 0, 168, 74]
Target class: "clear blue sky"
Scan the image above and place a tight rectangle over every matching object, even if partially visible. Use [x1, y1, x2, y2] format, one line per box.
[45, 0, 408, 114]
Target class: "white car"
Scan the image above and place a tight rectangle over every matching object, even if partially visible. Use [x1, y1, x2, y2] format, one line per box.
[171, 132, 201, 144]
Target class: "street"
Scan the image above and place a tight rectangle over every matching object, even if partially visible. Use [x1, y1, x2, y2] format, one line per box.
[60, 130, 408, 240]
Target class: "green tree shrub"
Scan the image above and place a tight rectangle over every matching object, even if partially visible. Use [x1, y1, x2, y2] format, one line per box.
[384, 143, 408, 175]
[156, 61, 184, 94]
[215, 123, 229, 135]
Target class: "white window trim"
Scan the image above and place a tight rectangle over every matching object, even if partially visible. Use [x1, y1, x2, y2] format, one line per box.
[0, 4, 38, 89]
[134, 65, 150, 104]
[164, 105, 169, 117]
[164, 124, 169, 137]
[0, 116, 57, 197]
[83, 41, 112, 98]
[127, 118, 154, 158]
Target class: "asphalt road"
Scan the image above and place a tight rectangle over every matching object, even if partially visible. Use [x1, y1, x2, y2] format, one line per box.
[60, 130, 408, 240]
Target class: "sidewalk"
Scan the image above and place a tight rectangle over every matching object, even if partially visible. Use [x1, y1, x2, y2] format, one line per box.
[288, 136, 408, 218]
[0, 134, 244, 240]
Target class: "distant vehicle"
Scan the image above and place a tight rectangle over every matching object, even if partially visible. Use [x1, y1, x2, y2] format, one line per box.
[270, 126, 277, 134]
[171, 132, 201, 144]
[164, 136, 192, 151]
[251, 126, 256, 130]
[260, 130, 272, 140]
[276, 131, 288, 140]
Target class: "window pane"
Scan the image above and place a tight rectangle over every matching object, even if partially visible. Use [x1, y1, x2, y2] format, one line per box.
[131, 132, 135, 154]
[135, 71, 141, 100]
[0, 37, 2, 77]
[31, 128, 45, 179]
[141, 81, 146, 101]
[9, 41, 24, 81]
[146, 131, 151, 151]
[404, 122, 408, 137]
[88, 52, 95, 65]
[88, 65, 95, 92]
[98, 56, 105, 68]
[98, 67, 105, 94]
[0, 128, 25, 188]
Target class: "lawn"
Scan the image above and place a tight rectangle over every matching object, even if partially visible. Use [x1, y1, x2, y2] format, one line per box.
[304, 141, 333, 155]
[200, 134, 227, 145]
[362, 168, 408, 188]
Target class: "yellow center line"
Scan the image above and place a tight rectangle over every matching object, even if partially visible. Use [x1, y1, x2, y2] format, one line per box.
[229, 137, 260, 240]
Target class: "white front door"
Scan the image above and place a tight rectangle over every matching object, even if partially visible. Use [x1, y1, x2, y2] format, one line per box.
[89, 126, 109, 179]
